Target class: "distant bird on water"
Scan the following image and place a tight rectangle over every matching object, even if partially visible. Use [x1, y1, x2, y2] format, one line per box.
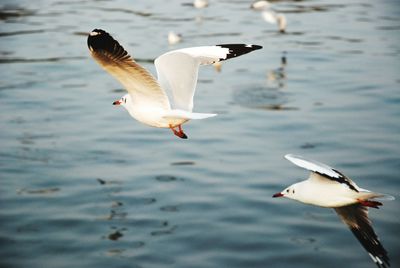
[87, 29, 262, 139]
[251, 0, 287, 33]
[250, 0, 270, 10]
[194, 0, 208, 8]
[168, 31, 182, 45]
[262, 9, 287, 33]
[273, 154, 394, 268]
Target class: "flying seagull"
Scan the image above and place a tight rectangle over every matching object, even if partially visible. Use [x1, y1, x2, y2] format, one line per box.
[273, 154, 394, 268]
[87, 29, 262, 139]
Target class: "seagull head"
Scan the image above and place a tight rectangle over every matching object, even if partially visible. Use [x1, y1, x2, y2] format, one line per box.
[273, 184, 298, 199]
[113, 94, 130, 107]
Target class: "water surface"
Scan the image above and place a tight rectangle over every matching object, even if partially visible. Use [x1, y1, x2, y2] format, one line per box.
[1, 0, 399, 267]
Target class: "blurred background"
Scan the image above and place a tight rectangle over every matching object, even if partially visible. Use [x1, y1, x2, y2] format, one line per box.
[0, 0, 399, 267]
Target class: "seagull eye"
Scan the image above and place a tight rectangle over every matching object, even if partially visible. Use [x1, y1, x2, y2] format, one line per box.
[124, 98, 126, 103]
[286, 189, 289, 193]
[292, 189, 295, 194]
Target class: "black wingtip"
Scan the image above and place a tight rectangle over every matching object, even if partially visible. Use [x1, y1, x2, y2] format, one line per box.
[87, 29, 117, 51]
[350, 227, 391, 268]
[87, 29, 118, 51]
[87, 29, 109, 50]
[334, 205, 390, 268]
[216, 44, 263, 60]
[251, 44, 263, 50]
[87, 29, 130, 60]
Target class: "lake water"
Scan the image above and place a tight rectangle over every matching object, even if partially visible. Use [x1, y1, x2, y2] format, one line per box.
[0, 0, 399, 267]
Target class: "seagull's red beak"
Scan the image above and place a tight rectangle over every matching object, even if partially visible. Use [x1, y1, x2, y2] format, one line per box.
[113, 100, 122, 105]
[272, 192, 284, 198]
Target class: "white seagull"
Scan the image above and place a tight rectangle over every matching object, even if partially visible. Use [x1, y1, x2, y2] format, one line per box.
[87, 29, 262, 139]
[168, 31, 182, 45]
[250, 1, 287, 33]
[273, 154, 394, 268]
[261, 9, 287, 33]
[194, 0, 208, 9]
[250, 0, 271, 11]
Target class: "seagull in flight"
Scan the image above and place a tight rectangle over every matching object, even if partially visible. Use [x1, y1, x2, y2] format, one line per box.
[87, 29, 262, 139]
[273, 154, 394, 268]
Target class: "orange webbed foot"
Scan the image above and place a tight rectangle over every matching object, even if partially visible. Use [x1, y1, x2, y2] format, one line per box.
[169, 125, 188, 139]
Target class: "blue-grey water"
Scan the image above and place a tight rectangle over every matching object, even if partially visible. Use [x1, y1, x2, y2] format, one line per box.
[1, 0, 399, 267]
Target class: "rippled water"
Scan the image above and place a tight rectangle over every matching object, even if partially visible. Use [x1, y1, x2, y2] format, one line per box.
[1, 0, 399, 267]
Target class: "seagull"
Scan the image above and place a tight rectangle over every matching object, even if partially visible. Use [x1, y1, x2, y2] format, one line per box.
[250, 0, 287, 33]
[273, 154, 394, 268]
[261, 9, 287, 33]
[250, 0, 271, 10]
[168, 31, 182, 45]
[87, 29, 262, 139]
[194, 0, 208, 9]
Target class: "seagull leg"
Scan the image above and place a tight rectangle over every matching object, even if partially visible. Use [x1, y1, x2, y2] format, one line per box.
[169, 125, 188, 139]
[177, 125, 188, 139]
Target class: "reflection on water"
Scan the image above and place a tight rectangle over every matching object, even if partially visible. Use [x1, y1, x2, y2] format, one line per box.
[96, 178, 122, 185]
[0, 29, 46, 37]
[0, 56, 85, 64]
[233, 50, 290, 110]
[160, 205, 179, 212]
[108, 229, 125, 241]
[98, 7, 153, 17]
[233, 52, 293, 111]
[0, 0, 399, 267]
[300, 142, 317, 150]
[0, 6, 35, 20]
[170, 161, 196, 166]
[17, 187, 60, 195]
[267, 51, 287, 89]
[155, 175, 181, 182]
[150, 224, 178, 236]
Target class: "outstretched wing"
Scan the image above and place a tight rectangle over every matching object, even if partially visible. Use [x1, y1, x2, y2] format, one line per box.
[284, 154, 359, 192]
[87, 29, 170, 109]
[334, 204, 390, 268]
[154, 44, 262, 111]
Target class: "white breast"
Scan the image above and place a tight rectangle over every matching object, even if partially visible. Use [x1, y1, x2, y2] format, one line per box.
[296, 180, 359, 208]
[126, 103, 186, 128]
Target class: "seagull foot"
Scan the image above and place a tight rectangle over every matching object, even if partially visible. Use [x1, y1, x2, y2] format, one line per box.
[358, 200, 383, 209]
[169, 125, 188, 139]
[176, 131, 188, 139]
